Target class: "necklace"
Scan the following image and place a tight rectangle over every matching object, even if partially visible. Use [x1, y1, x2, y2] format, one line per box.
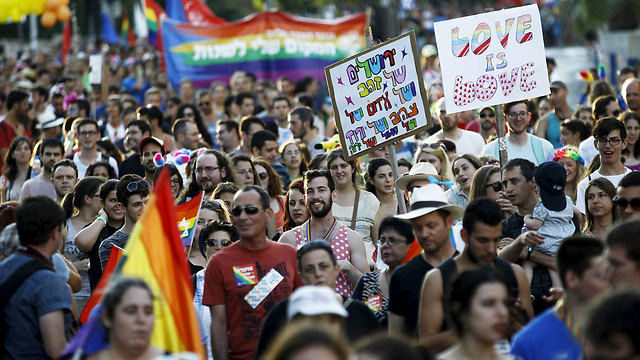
[306, 218, 338, 243]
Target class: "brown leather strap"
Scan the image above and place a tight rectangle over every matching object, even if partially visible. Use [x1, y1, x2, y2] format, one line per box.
[350, 189, 360, 230]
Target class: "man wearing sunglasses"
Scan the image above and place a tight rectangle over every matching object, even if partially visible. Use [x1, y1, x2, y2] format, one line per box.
[98, 175, 150, 270]
[576, 118, 632, 218]
[465, 106, 497, 143]
[615, 171, 640, 219]
[426, 97, 486, 155]
[579, 95, 622, 167]
[203, 185, 303, 360]
[279, 169, 369, 296]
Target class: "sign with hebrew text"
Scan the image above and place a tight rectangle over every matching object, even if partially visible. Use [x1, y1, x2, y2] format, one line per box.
[325, 31, 432, 161]
[434, 4, 550, 114]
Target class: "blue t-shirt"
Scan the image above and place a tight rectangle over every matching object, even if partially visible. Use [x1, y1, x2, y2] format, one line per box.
[511, 308, 582, 360]
[0, 252, 72, 359]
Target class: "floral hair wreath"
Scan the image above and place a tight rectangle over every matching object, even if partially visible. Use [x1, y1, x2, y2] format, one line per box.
[553, 148, 585, 165]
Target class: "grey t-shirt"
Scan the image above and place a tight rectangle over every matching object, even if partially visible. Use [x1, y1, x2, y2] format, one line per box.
[98, 230, 130, 270]
[532, 196, 575, 256]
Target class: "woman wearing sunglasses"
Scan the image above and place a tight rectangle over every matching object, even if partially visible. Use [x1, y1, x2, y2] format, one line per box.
[328, 149, 383, 268]
[253, 158, 285, 238]
[584, 178, 618, 238]
[280, 141, 308, 182]
[469, 165, 514, 218]
[187, 199, 231, 275]
[193, 220, 238, 360]
[552, 146, 585, 203]
[414, 141, 453, 181]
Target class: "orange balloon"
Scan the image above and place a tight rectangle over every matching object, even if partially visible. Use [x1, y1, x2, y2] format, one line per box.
[44, 0, 60, 11]
[41, 10, 56, 28]
[57, 5, 70, 22]
[60, 0, 69, 5]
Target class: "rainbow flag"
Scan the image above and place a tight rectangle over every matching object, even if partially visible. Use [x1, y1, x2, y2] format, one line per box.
[160, 11, 366, 90]
[176, 191, 204, 246]
[402, 239, 423, 265]
[117, 170, 204, 356]
[143, 0, 166, 48]
[80, 246, 123, 324]
[121, 10, 135, 46]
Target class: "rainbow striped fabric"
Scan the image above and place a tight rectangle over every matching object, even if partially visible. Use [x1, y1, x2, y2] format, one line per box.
[143, 0, 165, 47]
[161, 11, 367, 90]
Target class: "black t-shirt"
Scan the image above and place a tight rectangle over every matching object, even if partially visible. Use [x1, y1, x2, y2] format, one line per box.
[84, 223, 119, 292]
[502, 212, 525, 240]
[388, 254, 436, 337]
[255, 296, 381, 359]
[119, 154, 144, 178]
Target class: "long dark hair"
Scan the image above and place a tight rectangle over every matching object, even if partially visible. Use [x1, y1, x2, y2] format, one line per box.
[622, 111, 640, 160]
[584, 177, 618, 233]
[61, 176, 106, 219]
[283, 178, 305, 232]
[2, 136, 32, 182]
[253, 158, 283, 197]
[176, 103, 214, 146]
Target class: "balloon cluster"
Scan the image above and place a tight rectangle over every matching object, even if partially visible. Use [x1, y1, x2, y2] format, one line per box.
[41, 0, 71, 28]
[0, 0, 69, 25]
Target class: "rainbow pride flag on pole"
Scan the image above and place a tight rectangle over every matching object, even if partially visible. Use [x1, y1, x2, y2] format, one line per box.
[143, 0, 166, 48]
[176, 191, 204, 246]
[79, 246, 123, 324]
[161, 11, 366, 90]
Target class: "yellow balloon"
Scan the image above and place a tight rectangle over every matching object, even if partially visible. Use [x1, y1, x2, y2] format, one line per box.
[18, 1, 30, 14]
[0, 11, 8, 24]
[9, 7, 22, 22]
[41, 10, 56, 28]
[30, 0, 45, 15]
[57, 5, 70, 22]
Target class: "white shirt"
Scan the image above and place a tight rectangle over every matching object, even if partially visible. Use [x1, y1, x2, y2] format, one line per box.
[579, 135, 598, 167]
[277, 127, 293, 146]
[73, 152, 120, 179]
[482, 133, 554, 165]
[426, 129, 486, 155]
[576, 167, 633, 213]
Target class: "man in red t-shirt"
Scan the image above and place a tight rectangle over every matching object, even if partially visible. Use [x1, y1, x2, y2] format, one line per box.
[0, 90, 32, 168]
[203, 185, 303, 360]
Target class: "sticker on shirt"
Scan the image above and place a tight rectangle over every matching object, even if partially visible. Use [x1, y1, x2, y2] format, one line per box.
[244, 268, 284, 309]
[494, 339, 510, 353]
[365, 294, 382, 312]
[233, 264, 258, 287]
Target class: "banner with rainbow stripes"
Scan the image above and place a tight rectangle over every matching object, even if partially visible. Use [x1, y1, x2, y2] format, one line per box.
[161, 11, 367, 89]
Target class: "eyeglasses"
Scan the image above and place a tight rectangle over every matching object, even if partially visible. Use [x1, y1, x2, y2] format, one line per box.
[258, 172, 268, 180]
[284, 150, 301, 156]
[507, 111, 529, 120]
[479, 112, 495, 118]
[79, 131, 98, 137]
[613, 196, 640, 210]
[205, 238, 233, 248]
[170, 177, 182, 186]
[195, 166, 220, 174]
[378, 237, 405, 247]
[596, 137, 622, 147]
[486, 182, 503, 192]
[126, 180, 150, 192]
[199, 102, 210, 107]
[231, 205, 262, 217]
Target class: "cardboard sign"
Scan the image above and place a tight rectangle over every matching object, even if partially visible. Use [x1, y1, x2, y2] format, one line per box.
[434, 4, 550, 114]
[325, 31, 433, 161]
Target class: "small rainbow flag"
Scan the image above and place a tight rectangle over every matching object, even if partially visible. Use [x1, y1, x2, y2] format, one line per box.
[143, 0, 165, 48]
[175, 191, 204, 246]
[121, 10, 135, 46]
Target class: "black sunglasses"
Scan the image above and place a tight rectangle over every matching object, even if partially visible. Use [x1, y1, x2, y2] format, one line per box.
[205, 238, 233, 248]
[202, 200, 223, 211]
[485, 182, 503, 192]
[613, 196, 640, 210]
[126, 180, 150, 192]
[258, 172, 268, 180]
[231, 205, 262, 217]
[303, 169, 330, 176]
[420, 142, 446, 152]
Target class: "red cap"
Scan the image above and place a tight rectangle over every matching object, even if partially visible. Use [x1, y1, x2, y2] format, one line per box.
[139, 136, 166, 156]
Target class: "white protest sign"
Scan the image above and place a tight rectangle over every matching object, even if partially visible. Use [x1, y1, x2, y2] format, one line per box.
[434, 4, 550, 114]
[325, 31, 433, 161]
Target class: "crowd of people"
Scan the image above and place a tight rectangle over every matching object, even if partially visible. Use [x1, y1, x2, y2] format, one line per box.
[1, 38, 640, 360]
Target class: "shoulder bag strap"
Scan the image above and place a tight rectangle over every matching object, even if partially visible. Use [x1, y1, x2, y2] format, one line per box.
[350, 189, 360, 230]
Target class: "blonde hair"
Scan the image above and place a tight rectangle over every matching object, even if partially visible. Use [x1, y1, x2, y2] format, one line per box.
[414, 141, 453, 181]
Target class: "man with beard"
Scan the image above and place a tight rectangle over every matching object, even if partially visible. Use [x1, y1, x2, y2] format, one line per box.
[20, 138, 64, 200]
[138, 136, 165, 187]
[118, 120, 151, 177]
[418, 198, 533, 354]
[426, 97, 485, 154]
[0, 90, 31, 168]
[51, 159, 78, 204]
[280, 169, 369, 296]
[465, 106, 498, 143]
[483, 99, 554, 165]
[288, 106, 325, 157]
[180, 149, 237, 202]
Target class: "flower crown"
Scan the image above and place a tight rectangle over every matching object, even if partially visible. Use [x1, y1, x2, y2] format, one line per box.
[553, 148, 584, 165]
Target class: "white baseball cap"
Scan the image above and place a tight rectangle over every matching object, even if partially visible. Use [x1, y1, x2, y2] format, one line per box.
[287, 286, 348, 320]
